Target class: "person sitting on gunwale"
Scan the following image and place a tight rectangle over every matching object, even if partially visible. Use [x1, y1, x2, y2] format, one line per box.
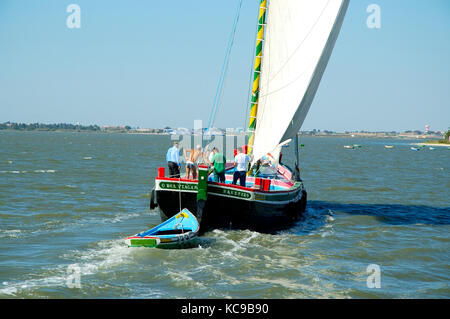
[166, 141, 181, 178]
[209, 147, 226, 183]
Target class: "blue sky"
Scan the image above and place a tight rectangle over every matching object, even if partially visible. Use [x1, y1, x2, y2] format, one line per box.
[0, 0, 449, 132]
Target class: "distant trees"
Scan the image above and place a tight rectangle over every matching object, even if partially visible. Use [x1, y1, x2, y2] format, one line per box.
[0, 122, 173, 134]
[0, 122, 101, 132]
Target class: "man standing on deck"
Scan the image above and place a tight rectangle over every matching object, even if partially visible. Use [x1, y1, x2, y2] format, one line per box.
[233, 147, 251, 187]
[210, 147, 226, 183]
[166, 141, 181, 178]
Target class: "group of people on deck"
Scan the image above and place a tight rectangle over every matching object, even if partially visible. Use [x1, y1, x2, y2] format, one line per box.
[165, 141, 252, 187]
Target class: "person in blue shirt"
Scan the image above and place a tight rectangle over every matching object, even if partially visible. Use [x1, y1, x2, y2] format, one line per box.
[166, 141, 181, 178]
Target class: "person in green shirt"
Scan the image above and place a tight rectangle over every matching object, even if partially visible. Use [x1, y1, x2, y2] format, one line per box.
[210, 147, 226, 183]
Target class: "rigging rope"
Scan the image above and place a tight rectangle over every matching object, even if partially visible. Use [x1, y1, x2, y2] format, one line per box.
[178, 175, 182, 213]
[206, 0, 243, 132]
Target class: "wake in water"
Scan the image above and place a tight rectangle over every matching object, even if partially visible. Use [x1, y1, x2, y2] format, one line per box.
[282, 205, 336, 237]
[0, 239, 133, 297]
[0, 169, 57, 174]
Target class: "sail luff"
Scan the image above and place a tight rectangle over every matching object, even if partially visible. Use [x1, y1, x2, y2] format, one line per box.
[247, 0, 268, 156]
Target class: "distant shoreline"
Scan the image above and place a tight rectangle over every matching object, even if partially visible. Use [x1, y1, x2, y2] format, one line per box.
[0, 128, 169, 135]
[1, 128, 447, 141]
[1, 122, 448, 140]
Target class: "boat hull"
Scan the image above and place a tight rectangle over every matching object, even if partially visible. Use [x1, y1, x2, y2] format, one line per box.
[126, 234, 198, 249]
[125, 208, 199, 249]
[154, 178, 307, 233]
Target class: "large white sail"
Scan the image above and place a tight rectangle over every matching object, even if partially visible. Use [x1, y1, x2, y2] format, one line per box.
[251, 0, 350, 163]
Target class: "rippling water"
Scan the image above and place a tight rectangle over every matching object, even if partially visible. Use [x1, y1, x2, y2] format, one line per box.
[0, 131, 449, 298]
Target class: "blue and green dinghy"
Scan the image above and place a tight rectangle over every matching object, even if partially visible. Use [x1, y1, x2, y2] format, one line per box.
[125, 209, 199, 249]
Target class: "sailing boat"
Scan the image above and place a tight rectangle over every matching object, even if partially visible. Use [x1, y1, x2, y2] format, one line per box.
[152, 0, 350, 232]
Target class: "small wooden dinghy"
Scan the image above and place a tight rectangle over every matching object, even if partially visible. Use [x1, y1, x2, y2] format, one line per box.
[385, 145, 394, 149]
[125, 209, 199, 249]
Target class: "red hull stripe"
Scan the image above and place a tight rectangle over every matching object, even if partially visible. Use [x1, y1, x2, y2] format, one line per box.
[155, 177, 300, 194]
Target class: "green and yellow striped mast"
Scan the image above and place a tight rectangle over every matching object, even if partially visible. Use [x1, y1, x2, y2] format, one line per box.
[247, 0, 268, 156]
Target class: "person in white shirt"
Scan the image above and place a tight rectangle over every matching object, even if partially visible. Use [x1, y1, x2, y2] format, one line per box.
[232, 147, 252, 187]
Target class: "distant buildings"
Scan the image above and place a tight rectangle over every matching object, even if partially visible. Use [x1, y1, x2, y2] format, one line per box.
[298, 129, 444, 139]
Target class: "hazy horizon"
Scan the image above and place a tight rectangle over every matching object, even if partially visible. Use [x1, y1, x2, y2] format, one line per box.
[2, 120, 447, 134]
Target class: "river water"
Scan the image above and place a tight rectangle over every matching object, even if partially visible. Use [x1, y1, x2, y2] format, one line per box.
[0, 131, 448, 298]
